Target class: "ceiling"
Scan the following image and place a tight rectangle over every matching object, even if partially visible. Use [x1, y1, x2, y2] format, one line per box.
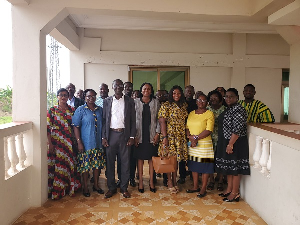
[67, 1, 297, 34]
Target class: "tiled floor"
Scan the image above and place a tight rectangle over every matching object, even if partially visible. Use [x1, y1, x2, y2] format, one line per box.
[14, 170, 267, 225]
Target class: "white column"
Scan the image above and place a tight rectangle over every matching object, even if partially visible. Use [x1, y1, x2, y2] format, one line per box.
[16, 133, 27, 170]
[259, 139, 270, 174]
[4, 137, 11, 179]
[267, 141, 272, 178]
[253, 136, 263, 168]
[7, 135, 19, 175]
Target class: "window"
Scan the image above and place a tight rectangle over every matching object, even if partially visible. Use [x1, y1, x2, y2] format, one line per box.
[129, 66, 189, 93]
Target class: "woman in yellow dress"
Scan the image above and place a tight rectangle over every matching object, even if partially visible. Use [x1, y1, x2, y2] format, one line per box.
[186, 93, 215, 198]
[158, 85, 188, 194]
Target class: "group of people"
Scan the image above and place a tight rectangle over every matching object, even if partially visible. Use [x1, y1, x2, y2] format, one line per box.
[47, 80, 274, 202]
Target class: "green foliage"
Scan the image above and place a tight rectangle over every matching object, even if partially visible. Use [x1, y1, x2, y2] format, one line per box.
[0, 86, 12, 114]
[47, 91, 58, 109]
[0, 116, 12, 125]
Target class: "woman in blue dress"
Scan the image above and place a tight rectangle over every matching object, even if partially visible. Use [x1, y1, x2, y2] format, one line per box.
[72, 89, 106, 197]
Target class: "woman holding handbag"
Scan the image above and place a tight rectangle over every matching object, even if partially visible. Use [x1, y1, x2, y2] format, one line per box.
[134, 83, 160, 193]
[158, 85, 188, 194]
[186, 93, 215, 198]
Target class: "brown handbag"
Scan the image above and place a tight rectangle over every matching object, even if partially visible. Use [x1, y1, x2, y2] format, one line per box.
[152, 155, 177, 173]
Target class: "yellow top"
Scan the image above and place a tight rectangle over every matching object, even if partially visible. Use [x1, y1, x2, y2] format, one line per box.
[186, 110, 215, 160]
[186, 110, 214, 139]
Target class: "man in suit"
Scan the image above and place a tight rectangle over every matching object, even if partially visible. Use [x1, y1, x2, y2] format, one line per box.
[66, 83, 84, 109]
[102, 79, 136, 198]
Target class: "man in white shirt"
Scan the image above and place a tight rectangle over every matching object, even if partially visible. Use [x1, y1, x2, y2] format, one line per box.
[102, 79, 136, 198]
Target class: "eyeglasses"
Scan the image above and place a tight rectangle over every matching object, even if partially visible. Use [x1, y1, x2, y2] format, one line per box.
[86, 95, 96, 99]
[58, 94, 68, 97]
[196, 99, 207, 103]
[113, 84, 124, 88]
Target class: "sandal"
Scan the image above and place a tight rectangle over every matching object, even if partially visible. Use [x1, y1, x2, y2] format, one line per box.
[207, 182, 215, 190]
[217, 183, 224, 191]
[169, 187, 178, 194]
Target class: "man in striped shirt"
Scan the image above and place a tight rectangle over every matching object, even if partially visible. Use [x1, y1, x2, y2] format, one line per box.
[239, 84, 275, 123]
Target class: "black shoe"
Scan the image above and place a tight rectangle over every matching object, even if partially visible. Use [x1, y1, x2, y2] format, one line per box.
[129, 179, 136, 187]
[197, 191, 207, 198]
[138, 188, 144, 193]
[116, 180, 121, 188]
[177, 178, 185, 184]
[219, 192, 231, 197]
[83, 189, 90, 197]
[150, 186, 156, 193]
[92, 186, 104, 194]
[186, 188, 200, 193]
[223, 193, 240, 202]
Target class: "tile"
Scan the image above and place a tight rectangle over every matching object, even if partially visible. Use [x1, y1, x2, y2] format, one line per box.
[13, 168, 267, 225]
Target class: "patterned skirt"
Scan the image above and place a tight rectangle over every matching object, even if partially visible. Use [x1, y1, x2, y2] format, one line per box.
[187, 139, 214, 174]
[48, 136, 81, 200]
[77, 148, 106, 173]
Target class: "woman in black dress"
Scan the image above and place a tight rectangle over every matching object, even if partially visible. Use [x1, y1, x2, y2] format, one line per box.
[134, 83, 160, 193]
[215, 88, 250, 202]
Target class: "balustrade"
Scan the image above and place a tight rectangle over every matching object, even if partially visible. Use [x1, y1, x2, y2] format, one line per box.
[1, 122, 32, 180]
[252, 135, 271, 177]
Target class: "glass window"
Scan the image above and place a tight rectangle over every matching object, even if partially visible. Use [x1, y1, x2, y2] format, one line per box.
[130, 67, 189, 93]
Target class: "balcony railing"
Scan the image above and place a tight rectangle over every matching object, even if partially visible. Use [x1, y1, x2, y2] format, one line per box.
[0, 122, 33, 180]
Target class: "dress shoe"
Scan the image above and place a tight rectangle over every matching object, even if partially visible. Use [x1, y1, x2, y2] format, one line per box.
[93, 186, 104, 194]
[150, 186, 156, 193]
[197, 191, 207, 198]
[83, 191, 90, 197]
[116, 180, 121, 188]
[120, 189, 131, 198]
[104, 189, 117, 199]
[177, 178, 185, 184]
[129, 179, 136, 187]
[219, 192, 231, 197]
[138, 188, 144, 193]
[186, 188, 200, 193]
[223, 193, 240, 202]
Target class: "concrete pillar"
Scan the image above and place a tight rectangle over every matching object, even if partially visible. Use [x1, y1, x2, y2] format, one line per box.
[289, 40, 300, 123]
[11, 4, 66, 206]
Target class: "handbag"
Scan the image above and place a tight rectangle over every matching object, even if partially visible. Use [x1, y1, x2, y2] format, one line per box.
[152, 155, 177, 173]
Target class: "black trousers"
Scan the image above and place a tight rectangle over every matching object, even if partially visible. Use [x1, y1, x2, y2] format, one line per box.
[106, 130, 131, 191]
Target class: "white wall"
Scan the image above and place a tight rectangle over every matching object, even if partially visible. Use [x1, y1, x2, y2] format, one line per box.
[71, 29, 289, 122]
[245, 68, 282, 122]
[243, 125, 300, 225]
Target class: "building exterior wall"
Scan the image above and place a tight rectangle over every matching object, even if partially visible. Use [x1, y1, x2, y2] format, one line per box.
[70, 29, 289, 122]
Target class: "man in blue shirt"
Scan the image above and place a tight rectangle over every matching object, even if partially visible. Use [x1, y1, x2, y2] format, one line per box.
[95, 83, 109, 107]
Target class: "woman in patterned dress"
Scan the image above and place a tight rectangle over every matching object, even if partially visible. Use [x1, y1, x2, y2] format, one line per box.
[207, 90, 227, 191]
[72, 89, 106, 197]
[215, 88, 250, 202]
[186, 93, 215, 198]
[47, 88, 81, 200]
[158, 85, 188, 194]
